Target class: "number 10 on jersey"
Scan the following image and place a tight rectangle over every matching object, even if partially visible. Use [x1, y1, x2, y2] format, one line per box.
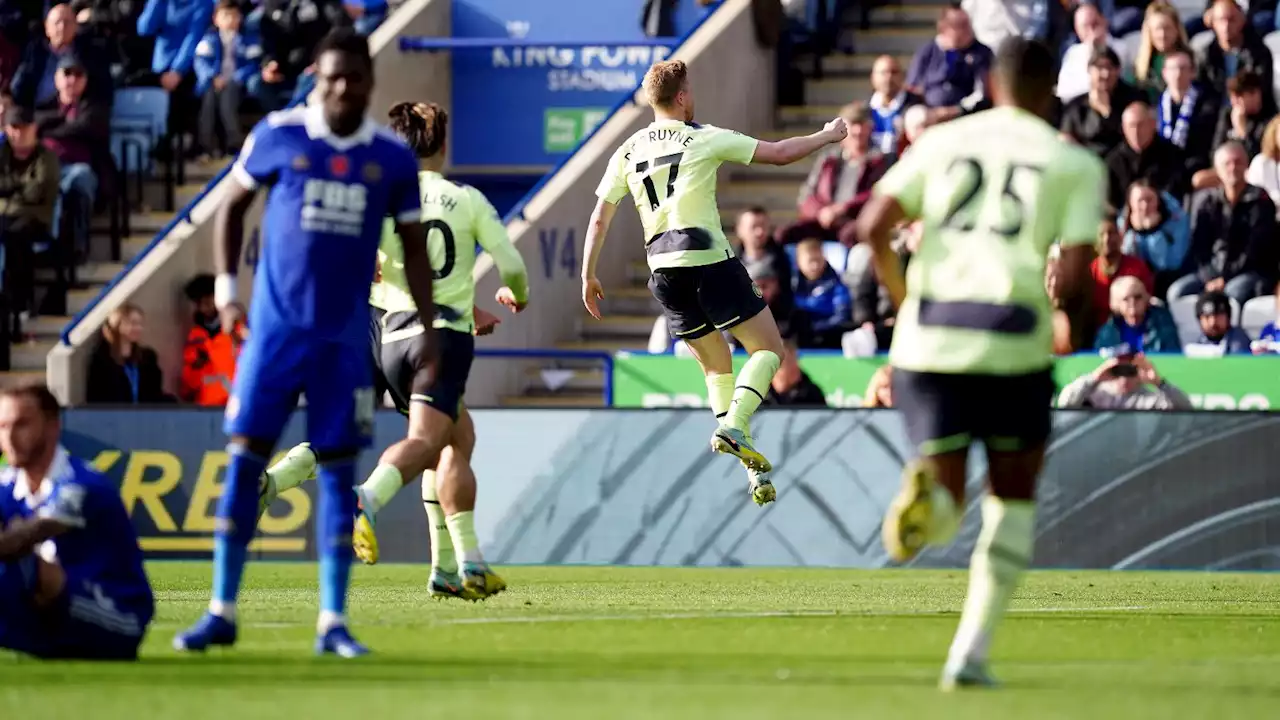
[635, 153, 683, 211]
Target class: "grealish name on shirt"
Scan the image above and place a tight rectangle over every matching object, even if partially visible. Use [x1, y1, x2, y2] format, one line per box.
[421, 191, 458, 212]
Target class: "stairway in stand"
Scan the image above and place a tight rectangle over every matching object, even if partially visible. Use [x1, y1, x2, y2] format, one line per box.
[516, 2, 945, 407]
[0, 160, 225, 387]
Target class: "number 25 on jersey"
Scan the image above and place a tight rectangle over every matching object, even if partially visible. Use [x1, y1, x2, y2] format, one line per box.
[940, 158, 1043, 239]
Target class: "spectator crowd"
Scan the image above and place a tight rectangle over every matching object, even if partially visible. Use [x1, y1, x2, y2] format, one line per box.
[653, 0, 1280, 394]
[0, 0, 390, 370]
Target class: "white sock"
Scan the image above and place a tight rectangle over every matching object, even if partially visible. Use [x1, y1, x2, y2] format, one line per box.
[209, 599, 236, 621]
[420, 470, 458, 575]
[317, 610, 346, 633]
[946, 496, 1035, 668]
[359, 464, 404, 517]
[266, 445, 316, 494]
[929, 484, 961, 545]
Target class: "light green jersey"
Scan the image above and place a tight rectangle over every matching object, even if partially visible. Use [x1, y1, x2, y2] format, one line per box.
[596, 119, 758, 270]
[876, 106, 1105, 375]
[371, 170, 528, 333]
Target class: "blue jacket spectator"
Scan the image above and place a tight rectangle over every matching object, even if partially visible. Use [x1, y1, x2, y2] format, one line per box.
[137, 0, 213, 76]
[1093, 275, 1183, 353]
[193, 25, 261, 96]
[1120, 183, 1190, 296]
[792, 240, 851, 349]
[11, 4, 113, 108]
[1256, 320, 1280, 353]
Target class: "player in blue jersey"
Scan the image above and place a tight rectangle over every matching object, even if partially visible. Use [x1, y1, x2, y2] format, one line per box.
[173, 28, 437, 658]
[0, 382, 154, 660]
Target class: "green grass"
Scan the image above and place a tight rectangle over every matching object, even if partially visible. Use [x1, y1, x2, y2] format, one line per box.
[3, 564, 1279, 718]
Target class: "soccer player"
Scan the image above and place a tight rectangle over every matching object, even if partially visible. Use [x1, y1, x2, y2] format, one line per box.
[264, 101, 530, 601]
[855, 38, 1102, 690]
[582, 59, 846, 504]
[174, 28, 436, 658]
[0, 382, 154, 660]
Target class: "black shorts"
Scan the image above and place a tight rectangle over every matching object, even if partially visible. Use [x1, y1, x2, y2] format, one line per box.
[369, 306, 474, 421]
[891, 368, 1056, 456]
[648, 258, 768, 341]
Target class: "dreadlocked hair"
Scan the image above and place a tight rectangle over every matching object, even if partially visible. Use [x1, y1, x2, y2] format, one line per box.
[387, 101, 448, 159]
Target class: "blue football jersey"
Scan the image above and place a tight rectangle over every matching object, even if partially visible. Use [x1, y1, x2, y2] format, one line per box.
[0, 449, 153, 609]
[232, 104, 423, 344]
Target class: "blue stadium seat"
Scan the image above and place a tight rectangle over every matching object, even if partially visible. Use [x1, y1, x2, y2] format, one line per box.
[111, 87, 170, 177]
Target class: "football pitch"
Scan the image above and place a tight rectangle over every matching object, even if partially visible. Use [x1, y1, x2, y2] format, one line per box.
[2, 564, 1278, 719]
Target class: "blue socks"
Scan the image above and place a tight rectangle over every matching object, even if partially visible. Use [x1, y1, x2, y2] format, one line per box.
[211, 445, 268, 615]
[317, 460, 356, 621]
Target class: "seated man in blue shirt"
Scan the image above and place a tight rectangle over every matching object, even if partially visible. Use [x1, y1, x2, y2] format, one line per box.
[0, 382, 154, 660]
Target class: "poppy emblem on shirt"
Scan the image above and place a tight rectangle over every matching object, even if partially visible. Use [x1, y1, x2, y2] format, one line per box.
[292, 155, 310, 171]
[330, 155, 350, 177]
[362, 161, 382, 183]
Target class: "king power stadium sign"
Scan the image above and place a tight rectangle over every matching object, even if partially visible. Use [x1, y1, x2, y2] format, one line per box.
[613, 354, 1280, 410]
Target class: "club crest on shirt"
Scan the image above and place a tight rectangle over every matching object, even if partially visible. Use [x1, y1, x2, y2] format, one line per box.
[329, 155, 350, 178]
[225, 396, 240, 421]
[362, 161, 382, 183]
[292, 155, 310, 171]
[751, 282, 763, 298]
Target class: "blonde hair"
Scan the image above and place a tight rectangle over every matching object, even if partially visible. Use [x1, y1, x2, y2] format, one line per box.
[1133, 2, 1189, 84]
[102, 302, 143, 363]
[1109, 276, 1148, 314]
[1261, 116, 1280, 160]
[642, 60, 688, 109]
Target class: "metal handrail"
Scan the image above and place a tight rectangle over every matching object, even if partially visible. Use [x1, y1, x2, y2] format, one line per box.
[475, 348, 614, 405]
[399, 38, 678, 50]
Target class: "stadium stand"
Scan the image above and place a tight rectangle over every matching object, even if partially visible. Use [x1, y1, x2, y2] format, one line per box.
[26, 0, 1280, 406]
[47, 0, 447, 404]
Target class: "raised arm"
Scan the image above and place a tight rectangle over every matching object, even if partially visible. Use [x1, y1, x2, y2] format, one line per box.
[751, 118, 847, 166]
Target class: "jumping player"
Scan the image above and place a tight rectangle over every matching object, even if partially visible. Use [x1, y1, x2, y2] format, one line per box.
[582, 59, 846, 505]
[856, 38, 1102, 689]
[264, 101, 530, 601]
[174, 28, 436, 658]
[0, 382, 154, 660]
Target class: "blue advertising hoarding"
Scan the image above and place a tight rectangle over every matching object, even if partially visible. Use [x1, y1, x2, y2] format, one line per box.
[449, 0, 714, 168]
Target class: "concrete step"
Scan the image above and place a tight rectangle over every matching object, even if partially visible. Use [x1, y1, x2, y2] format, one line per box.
[722, 178, 805, 208]
[92, 211, 172, 237]
[501, 391, 605, 408]
[11, 340, 56, 372]
[868, 3, 948, 27]
[582, 313, 658, 339]
[848, 27, 933, 55]
[35, 262, 124, 286]
[25, 315, 71, 340]
[522, 366, 605, 393]
[0, 370, 47, 388]
[68, 288, 98, 316]
[805, 76, 872, 105]
[600, 285, 661, 316]
[807, 52, 913, 77]
[776, 104, 849, 128]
